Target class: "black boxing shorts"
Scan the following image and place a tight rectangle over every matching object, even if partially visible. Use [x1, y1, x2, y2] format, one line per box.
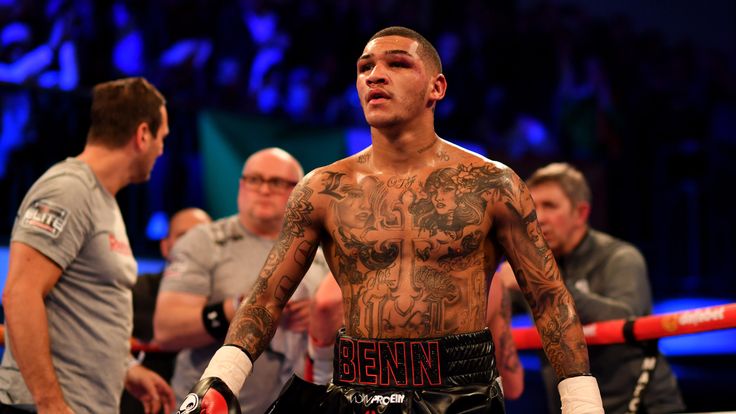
[266, 329, 505, 414]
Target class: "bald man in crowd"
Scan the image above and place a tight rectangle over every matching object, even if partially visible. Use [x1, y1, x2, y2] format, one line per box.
[153, 148, 329, 413]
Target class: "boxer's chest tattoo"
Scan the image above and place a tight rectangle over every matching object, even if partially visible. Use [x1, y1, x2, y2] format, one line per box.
[320, 163, 511, 337]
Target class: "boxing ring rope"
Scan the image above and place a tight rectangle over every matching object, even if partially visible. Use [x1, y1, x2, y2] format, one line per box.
[512, 303, 736, 350]
[0, 303, 733, 352]
[124, 303, 736, 353]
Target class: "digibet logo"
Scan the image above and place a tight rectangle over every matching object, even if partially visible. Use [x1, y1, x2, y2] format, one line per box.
[661, 306, 725, 333]
[351, 392, 406, 406]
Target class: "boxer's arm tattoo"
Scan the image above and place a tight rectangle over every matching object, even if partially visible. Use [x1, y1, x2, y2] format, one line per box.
[228, 181, 318, 358]
[228, 306, 275, 356]
[498, 173, 589, 377]
[269, 184, 316, 276]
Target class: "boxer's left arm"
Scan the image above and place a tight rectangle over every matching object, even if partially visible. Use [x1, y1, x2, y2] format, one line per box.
[493, 168, 602, 413]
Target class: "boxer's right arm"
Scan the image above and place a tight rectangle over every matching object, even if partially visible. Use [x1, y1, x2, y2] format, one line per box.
[182, 174, 325, 407]
[3, 242, 73, 414]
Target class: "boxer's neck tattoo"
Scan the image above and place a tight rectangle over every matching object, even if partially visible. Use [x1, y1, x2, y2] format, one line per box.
[417, 138, 438, 154]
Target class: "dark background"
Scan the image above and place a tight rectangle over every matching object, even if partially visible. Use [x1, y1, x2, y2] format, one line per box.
[1, 0, 734, 412]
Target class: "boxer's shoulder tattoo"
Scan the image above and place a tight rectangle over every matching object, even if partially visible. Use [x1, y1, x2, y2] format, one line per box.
[319, 170, 347, 200]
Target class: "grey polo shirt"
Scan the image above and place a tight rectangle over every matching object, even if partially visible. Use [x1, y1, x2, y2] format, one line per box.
[0, 158, 137, 413]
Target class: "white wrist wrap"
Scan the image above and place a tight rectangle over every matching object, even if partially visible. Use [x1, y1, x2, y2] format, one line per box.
[558, 376, 604, 414]
[201, 346, 253, 394]
[308, 341, 334, 384]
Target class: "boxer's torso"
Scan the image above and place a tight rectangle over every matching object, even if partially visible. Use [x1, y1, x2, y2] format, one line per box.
[313, 143, 513, 339]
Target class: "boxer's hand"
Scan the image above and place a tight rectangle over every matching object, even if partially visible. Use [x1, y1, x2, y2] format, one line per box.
[176, 377, 241, 414]
[558, 375, 604, 414]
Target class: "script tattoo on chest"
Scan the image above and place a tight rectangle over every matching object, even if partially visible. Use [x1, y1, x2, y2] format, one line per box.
[320, 163, 512, 338]
[386, 175, 416, 190]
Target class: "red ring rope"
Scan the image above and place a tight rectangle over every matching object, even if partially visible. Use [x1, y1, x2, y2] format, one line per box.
[120, 303, 736, 353]
[512, 303, 736, 350]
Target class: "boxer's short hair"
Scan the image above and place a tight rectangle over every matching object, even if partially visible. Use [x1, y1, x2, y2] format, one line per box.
[369, 26, 442, 75]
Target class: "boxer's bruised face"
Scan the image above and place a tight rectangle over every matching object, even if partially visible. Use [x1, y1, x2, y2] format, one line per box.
[356, 35, 444, 129]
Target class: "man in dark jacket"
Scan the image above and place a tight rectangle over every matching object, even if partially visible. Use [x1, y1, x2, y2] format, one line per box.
[525, 162, 685, 414]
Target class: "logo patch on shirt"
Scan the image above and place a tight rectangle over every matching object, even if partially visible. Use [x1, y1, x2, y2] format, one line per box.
[22, 200, 69, 238]
[109, 234, 133, 257]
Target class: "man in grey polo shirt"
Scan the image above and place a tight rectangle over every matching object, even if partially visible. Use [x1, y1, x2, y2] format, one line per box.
[154, 148, 328, 413]
[0, 77, 175, 414]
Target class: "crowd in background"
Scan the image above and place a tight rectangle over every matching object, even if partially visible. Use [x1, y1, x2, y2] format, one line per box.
[1, 0, 735, 298]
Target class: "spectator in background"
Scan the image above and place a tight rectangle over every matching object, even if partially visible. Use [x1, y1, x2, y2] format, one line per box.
[153, 148, 328, 413]
[0, 77, 174, 414]
[498, 162, 685, 414]
[121, 207, 212, 414]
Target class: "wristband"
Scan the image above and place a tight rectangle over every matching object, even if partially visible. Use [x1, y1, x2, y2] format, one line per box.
[558, 375, 604, 414]
[201, 344, 253, 395]
[202, 302, 230, 341]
